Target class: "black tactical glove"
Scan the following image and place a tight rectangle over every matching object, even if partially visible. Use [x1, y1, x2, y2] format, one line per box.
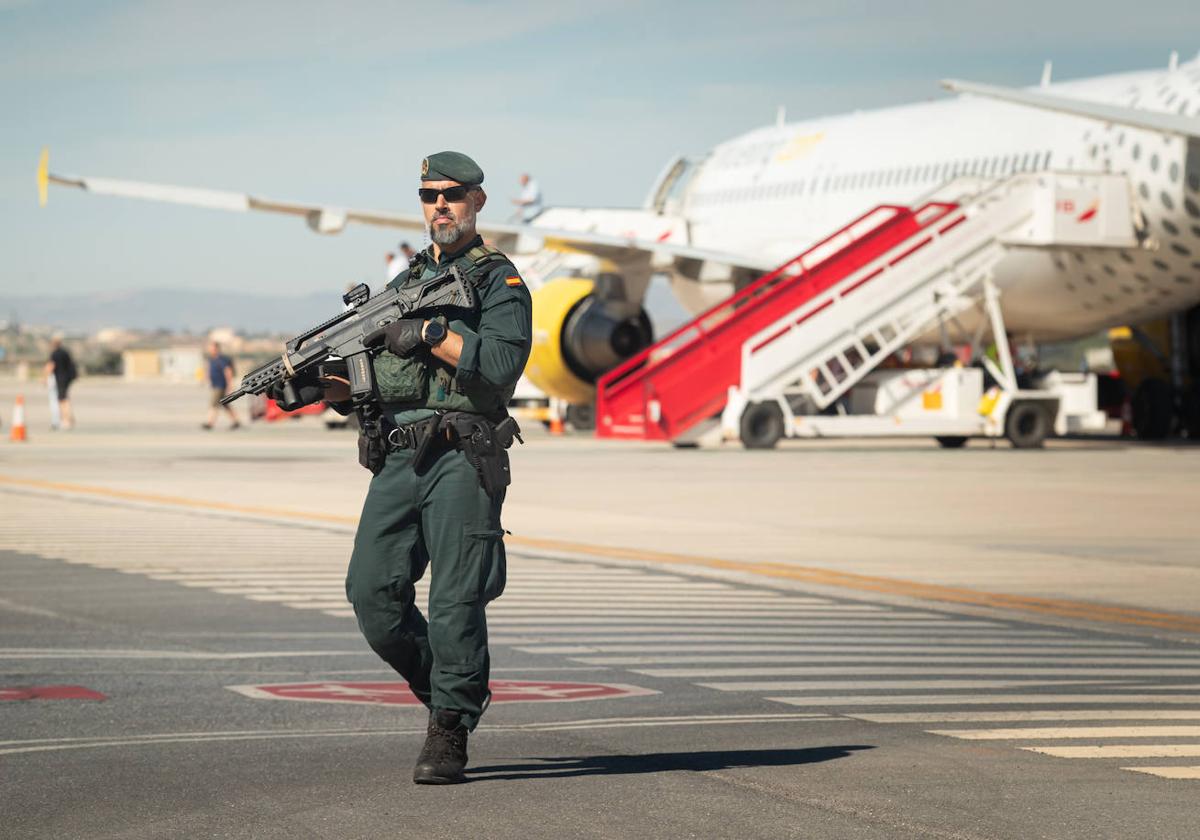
[364, 318, 425, 358]
[268, 375, 324, 411]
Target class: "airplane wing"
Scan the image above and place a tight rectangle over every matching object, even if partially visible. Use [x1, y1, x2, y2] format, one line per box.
[40, 154, 773, 276]
[942, 79, 1200, 139]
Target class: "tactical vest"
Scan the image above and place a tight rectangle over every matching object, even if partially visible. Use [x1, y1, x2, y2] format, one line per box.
[373, 244, 516, 417]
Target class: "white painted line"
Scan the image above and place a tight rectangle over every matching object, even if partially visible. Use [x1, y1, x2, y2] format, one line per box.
[1123, 766, 1200, 779]
[0, 713, 840, 757]
[769, 694, 1200, 707]
[489, 618, 1026, 629]
[635, 665, 1200, 678]
[514, 640, 1096, 654]
[1024, 745, 1200, 759]
[510, 634, 1042, 646]
[929, 725, 1200, 740]
[851, 710, 1200, 723]
[489, 611, 993, 622]
[244, 594, 346, 604]
[0, 649, 365, 660]
[702, 678, 1130, 692]
[572, 652, 1181, 665]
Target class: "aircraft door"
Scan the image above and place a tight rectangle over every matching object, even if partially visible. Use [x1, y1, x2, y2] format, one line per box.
[644, 156, 701, 216]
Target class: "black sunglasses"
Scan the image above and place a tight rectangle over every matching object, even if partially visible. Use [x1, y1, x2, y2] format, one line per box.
[418, 186, 476, 204]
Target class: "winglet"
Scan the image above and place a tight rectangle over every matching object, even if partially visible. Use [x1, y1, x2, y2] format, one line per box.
[37, 148, 49, 207]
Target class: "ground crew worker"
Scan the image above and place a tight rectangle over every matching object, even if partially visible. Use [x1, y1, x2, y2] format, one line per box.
[320, 151, 532, 784]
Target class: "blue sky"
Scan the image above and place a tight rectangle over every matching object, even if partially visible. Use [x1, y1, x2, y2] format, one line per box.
[1, 0, 1197, 298]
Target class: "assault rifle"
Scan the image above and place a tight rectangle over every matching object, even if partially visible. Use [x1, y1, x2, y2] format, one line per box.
[220, 266, 477, 408]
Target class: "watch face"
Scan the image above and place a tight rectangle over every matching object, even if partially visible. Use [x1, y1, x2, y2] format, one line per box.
[425, 321, 447, 344]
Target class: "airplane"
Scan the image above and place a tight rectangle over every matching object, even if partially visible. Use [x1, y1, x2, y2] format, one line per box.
[39, 53, 1200, 438]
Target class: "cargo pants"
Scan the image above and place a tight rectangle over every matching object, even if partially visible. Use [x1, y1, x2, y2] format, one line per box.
[346, 445, 507, 731]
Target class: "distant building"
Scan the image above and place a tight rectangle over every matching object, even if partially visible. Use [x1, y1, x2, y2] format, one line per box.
[121, 346, 204, 382]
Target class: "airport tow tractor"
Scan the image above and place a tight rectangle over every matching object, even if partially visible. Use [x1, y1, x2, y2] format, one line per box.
[597, 171, 1136, 449]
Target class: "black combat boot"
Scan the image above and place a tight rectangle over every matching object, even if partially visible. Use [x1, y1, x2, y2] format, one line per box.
[412, 709, 469, 784]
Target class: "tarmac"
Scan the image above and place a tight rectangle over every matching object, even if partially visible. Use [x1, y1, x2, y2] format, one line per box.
[3, 378, 1200, 838]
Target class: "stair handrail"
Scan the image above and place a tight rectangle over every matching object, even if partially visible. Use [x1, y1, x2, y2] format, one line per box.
[738, 174, 1044, 402]
[598, 203, 919, 394]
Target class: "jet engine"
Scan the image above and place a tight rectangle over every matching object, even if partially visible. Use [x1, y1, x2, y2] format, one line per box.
[525, 276, 654, 406]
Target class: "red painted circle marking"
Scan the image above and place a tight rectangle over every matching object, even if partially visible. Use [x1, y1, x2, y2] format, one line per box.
[227, 680, 657, 706]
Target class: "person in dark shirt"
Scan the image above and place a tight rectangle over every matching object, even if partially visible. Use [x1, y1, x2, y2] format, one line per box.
[43, 336, 77, 430]
[202, 341, 241, 430]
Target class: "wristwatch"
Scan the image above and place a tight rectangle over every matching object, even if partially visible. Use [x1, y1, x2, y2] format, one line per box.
[422, 319, 448, 347]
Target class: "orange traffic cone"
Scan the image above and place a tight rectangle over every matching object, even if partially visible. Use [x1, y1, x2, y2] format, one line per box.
[548, 401, 564, 436]
[10, 394, 27, 442]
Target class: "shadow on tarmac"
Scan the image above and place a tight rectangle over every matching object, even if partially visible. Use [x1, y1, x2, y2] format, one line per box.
[468, 745, 875, 781]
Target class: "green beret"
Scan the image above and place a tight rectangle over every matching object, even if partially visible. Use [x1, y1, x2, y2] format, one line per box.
[420, 151, 484, 186]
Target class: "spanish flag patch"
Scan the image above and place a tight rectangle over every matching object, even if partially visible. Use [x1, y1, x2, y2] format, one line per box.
[505, 276, 523, 287]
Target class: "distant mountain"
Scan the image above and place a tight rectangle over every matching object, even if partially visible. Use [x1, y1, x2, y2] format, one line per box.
[1, 277, 695, 338]
[0, 288, 350, 334]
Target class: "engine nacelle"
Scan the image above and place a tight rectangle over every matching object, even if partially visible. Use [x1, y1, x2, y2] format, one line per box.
[525, 277, 653, 405]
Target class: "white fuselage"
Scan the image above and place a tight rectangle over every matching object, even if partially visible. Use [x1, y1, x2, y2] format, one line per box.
[665, 61, 1200, 340]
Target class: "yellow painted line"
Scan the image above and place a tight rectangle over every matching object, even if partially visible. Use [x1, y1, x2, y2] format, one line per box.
[0, 474, 358, 527]
[3, 473, 1200, 635]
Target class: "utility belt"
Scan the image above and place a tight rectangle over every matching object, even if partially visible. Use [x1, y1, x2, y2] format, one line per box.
[358, 409, 522, 498]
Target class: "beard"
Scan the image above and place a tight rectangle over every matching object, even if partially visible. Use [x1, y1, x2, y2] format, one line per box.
[429, 210, 474, 246]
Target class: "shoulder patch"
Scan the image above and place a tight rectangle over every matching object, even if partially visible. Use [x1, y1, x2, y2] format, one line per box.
[505, 275, 523, 287]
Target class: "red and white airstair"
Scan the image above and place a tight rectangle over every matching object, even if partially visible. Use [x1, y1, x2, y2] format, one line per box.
[595, 172, 1137, 448]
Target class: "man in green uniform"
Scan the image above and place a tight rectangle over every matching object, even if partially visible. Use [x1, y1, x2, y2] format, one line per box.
[323, 151, 532, 784]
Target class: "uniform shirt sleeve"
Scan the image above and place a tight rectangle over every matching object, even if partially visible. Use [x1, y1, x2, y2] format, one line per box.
[451, 264, 533, 389]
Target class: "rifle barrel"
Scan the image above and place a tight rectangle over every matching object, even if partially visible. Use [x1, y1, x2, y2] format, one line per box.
[220, 387, 247, 406]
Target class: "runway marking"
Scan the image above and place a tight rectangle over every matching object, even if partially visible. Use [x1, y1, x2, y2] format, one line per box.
[0, 685, 107, 701]
[928, 725, 1200, 740]
[770, 694, 1200, 707]
[0, 713, 839, 757]
[227, 679, 660, 706]
[1125, 766, 1200, 779]
[635, 666, 1200, 678]
[574, 652, 1182, 665]
[1024, 745, 1200, 758]
[703, 678, 1132, 691]
[4, 473, 1198, 633]
[6, 488, 1199, 785]
[0, 649, 366, 660]
[852, 711, 1200, 723]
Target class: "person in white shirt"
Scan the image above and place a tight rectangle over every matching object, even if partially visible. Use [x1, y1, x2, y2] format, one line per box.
[511, 174, 542, 222]
[386, 242, 417, 282]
